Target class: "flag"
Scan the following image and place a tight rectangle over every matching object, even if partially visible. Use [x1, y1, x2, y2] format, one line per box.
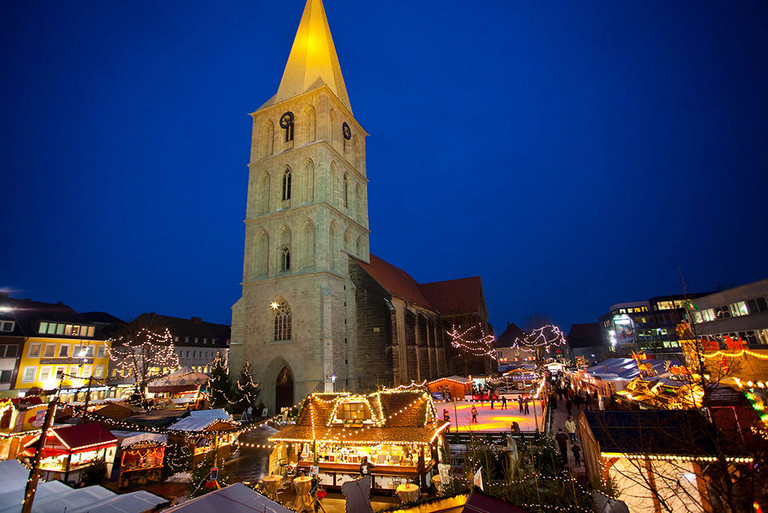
[473, 467, 483, 491]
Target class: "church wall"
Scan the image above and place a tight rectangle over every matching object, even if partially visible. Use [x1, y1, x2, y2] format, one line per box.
[348, 260, 396, 390]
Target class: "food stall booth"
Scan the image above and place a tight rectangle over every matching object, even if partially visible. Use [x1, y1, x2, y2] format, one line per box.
[427, 376, 471, 401]
[22, 422, 118, 484]
[111, 431, 167, 488]
[268, 388, 449, 492]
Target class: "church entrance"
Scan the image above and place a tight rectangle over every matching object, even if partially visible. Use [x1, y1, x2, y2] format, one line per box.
[275, 366, 294, 413]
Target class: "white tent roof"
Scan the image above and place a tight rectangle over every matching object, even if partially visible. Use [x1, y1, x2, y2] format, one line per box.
[169, 409, 237, 432]
[162, 483, 292, 512]
[0, 460, 167, 513]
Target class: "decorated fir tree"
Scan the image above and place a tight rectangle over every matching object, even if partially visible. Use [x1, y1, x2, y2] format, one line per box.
[207, 353, 232, 410]
[233, 361, 261, 417]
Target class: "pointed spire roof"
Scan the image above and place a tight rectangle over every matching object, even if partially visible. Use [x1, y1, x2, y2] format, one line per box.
[274, 0, 352, 112]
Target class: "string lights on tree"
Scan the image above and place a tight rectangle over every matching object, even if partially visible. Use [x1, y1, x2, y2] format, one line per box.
[446, 324, 497, 359]
[107, 326, 180, 403]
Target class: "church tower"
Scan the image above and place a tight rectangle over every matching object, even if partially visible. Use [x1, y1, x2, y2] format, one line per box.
[230, 0, 369, 414]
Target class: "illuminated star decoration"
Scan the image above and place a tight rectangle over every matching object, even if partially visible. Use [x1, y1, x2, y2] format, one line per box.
[446, 324, 497, 359]
[513, 324, 566, 352]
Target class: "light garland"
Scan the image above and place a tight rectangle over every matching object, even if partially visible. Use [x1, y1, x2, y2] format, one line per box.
[446, 324, 497, 359]
[513, 325, 566, 353]
[600, 452, 753, 464]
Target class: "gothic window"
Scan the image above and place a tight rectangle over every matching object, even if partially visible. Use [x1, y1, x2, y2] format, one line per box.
[343, 173, 349, 208]
[282, 168, 292, 201]
[281, 246, 291, 272]
[272, 300, 292, 341]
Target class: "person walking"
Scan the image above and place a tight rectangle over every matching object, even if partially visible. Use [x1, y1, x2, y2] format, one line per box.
[550, 392, 557, 409]
[565, 416, 577, 443]
[471, 405, 478, 423]
[555, 429, 569, 464]
[565, 398, 573, 416]
[571, 444, 582, 466]
[501, 396, 507, 410]
[585, 391, 591, 410]
[518, 396, 524, 413]
[490, 396, 494, 410]
[524, 397, 530, 415]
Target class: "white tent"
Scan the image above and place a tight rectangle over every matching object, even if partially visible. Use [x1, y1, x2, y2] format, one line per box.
[162, 483, 292, 513]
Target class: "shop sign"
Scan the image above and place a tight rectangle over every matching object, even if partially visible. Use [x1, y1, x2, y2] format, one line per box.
[22, 405, 48, 430]
[41, 358, 94, 365]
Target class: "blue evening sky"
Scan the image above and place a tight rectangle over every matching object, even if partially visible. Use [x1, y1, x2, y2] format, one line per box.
[2, 1, 767, 333]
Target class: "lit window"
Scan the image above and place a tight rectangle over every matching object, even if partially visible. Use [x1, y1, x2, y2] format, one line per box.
[28, 344, 41, 359]
[55, 324, 64, 335]
[22, 367, 37, 383]
[39, 366, 52, 382]
[337, 402, 369, 421]
[273, 300, 292, 341]
[43, 344, 56, 358]
[96, 345, 106, 358]
[729, 302, 748, 317]
[94, 365, 104, 378]
[39, 322, 48, 334]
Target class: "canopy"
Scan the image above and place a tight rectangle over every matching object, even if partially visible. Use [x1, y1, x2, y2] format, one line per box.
[147, 367, 209, 393]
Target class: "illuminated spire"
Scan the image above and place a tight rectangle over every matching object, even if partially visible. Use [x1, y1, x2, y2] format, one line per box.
[275, 0, 352, 112]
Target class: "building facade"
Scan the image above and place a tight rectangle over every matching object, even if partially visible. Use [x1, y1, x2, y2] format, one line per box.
[0, 294, 111, 395]
[599, 294, 710, 356]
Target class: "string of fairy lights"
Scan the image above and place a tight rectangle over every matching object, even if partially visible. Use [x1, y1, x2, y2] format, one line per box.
[446, 324, 497, 359]
[512, 325, 566, 353]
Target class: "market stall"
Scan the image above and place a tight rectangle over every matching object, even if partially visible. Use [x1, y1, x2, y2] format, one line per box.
[167, 409, 240, 465]
[22, 422, 118, 484]
[268, 387, 449, 492]
[112, 431, 167, 488]
[427, 376, 471, 401]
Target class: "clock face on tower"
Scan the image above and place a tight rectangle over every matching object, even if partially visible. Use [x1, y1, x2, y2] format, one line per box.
[342, 122, 351, 140]
[279, 111, 294, 129]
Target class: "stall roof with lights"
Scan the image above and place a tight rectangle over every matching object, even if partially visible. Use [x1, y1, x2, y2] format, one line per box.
[24, 422, 118, 454]
[270, 389, 448, 445]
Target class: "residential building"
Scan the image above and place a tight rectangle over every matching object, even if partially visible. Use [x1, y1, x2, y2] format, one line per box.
[0, 294, 111, 397]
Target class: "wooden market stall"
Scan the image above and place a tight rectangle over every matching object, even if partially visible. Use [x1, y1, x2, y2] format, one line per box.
[22, 422, 118, 484]
[427, 376, 471, 401]
[268, 387, 449, 492]
[167, 409, 240, 465]
[112, 431, 167, 488]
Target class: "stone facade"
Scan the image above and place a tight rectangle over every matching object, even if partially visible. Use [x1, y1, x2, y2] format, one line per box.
[231, 0, 492, 414]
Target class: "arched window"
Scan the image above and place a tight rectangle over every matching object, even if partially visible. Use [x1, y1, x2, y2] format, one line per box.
[281, 246, 291, 272]
[282, 168, 291, 201]
[272, 300, 292, 341]
[343, 173, 349, 208]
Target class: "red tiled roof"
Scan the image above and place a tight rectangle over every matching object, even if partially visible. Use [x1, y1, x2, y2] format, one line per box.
[352, 255, 435, 310]
[52, 422, 117, 451]
[419, 276, 483, 316]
